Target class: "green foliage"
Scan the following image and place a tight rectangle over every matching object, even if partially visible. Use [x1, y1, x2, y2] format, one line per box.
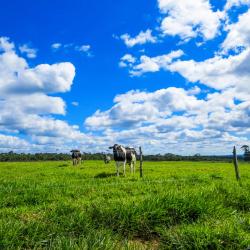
[0, 152, 110, 162]
[0, 161, 249, 249]
[244, 152, 250, 162]
[0, 152, 239, 162]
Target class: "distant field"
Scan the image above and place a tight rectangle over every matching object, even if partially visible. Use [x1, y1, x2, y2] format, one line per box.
[0, 161, 249, 249]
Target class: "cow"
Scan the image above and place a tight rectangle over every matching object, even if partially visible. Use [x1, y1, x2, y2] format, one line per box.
[71, 150, 82, 166]
[109, 144, 136, 176]
[104, 155, 111, 164]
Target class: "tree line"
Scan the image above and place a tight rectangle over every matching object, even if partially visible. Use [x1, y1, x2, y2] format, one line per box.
[0, 151, 246, 162]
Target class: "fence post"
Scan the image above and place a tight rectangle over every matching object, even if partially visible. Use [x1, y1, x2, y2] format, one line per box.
[233, 146, 240, 182]
[139, 146, 143, 178]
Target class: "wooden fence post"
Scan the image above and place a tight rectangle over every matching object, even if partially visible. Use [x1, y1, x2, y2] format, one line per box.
[233, 146, 240, 182]
[139, 146, 143, 178]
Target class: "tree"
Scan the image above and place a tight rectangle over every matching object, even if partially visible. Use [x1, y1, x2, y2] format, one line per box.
[241, 145, 250, 161]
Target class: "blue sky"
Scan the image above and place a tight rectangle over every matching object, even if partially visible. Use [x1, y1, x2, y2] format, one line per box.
[0, 0, 249, 155]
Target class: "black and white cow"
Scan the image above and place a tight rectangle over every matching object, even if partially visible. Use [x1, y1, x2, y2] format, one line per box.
[104, 155, 111, 164]
[109, 144, 136, 176]
[71, 150, 82, 166]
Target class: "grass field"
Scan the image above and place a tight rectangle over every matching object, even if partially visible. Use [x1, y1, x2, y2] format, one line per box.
[0, 160, 249, 249]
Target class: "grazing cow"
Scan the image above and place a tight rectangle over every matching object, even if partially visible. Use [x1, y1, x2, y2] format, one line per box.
[109, 144, 136, 176]
[104, 155, 111, 164]
[71, 150, 82, 166]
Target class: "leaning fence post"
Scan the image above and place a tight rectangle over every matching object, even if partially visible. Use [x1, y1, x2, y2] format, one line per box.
[233, 146, 240, 182]
[139, 146, 143, 178]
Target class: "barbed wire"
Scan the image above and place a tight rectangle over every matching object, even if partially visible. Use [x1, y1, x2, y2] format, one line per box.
[0, 178, 191, 191]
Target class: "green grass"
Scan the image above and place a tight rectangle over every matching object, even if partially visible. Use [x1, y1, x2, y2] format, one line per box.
[0, 161, 249, 249]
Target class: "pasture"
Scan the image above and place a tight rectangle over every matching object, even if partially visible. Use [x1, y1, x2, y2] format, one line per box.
[0, 161, 249, 249]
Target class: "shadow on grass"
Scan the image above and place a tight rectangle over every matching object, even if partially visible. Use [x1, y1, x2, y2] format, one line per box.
[94, 172, 117, 178]
[58, 164, 69, 168]
[210, 174, 223, 180]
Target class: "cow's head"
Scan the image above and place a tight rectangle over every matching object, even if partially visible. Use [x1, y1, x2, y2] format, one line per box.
[109, 144, 123, 151]
[109, 144, 117, 149]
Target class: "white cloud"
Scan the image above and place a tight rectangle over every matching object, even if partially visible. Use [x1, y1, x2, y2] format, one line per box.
[19, 44, 37, 58]
[95, 4, 249, 154]
[168, 48, 250, 96]
[0, 94, 66, 115]
[0, 37, 75, 97]
[0, 134, 33, 152]
[120, 29, 157, 47]
[93, 2, 250, 154]
[85, 87, 204, 130]
[0, 37, 96, 152]
[71, 101, 79, 106]
[123, 45, 250, 99]
[119, 54, 136, 68]
[75, 44, 93, 57]
[121, 54, 136, 63]
[120, 50, 184, 76]
[224, 0, 250, 10]
[0, 43, 75, 95]
[19, 62, 75, 93]
[51, 43, 93, 56]
[222, 9, 250, 52]
[84, 85, 249, 155]
[158, 0, 224, 41]
[77, 44, 91, 52]
[2, 1, 250, 157]
[0, 37, 15, 52]
[51, 43, 62, 49]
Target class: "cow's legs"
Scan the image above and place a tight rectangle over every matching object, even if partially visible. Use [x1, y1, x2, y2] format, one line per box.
[123, 161, 126, 176]
[116, 162, 120, 176]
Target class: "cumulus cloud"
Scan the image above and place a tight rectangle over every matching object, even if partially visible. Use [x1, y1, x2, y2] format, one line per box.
[0, 37, 96, 153]
[102, 2, 250, 153]
[0, 134, 33, 152]
[158, 0, 223, 41]
[85, 87, 204, 130]
[84, 85, 249, 155]
[120, 29, 157, 47]
[119, 50, 184, 76]
[168, 48, 250, 97]
[222, 9, 250, 52]
[121, 44, 250, 99]
[0, 43, 75, 95]
[0, 94, 66, 116]
[0, 37, 15, 52]
[0, 38, 74, 97]
[19, 44, 37, 58]
[2, 0, 250, 155]
[119, 54, 136, 68]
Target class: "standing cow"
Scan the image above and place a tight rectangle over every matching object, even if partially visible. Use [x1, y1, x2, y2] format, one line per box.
[104, 154, 111, 164]
[109, 144, 136, 176]
[71, 150, 82, 166]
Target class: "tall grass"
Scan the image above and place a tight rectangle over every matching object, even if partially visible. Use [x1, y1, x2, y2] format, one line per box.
[0, 161, 249, 249]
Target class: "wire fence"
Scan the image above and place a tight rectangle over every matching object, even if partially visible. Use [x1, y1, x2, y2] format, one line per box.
[1, 178, 189, 192]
